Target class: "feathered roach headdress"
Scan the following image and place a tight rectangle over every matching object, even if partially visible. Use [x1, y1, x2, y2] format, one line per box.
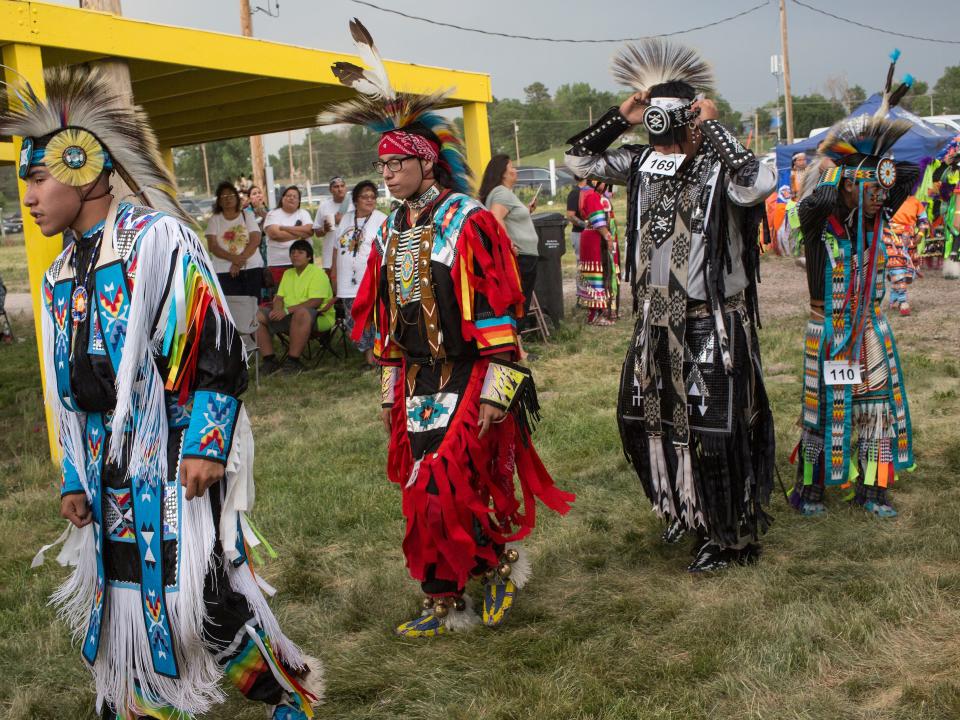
[611, 38, 714, 139]
[0, 65, 191, 225]
[876, 49, 914, 118]
[319, 18, 472, 194]
[816, 114, 911, 190]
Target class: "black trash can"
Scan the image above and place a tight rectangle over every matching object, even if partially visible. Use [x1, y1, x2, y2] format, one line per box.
[531, 212, 567, 327]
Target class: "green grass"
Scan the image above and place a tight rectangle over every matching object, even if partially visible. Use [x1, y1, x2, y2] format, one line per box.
[1, 257, 960, 719]
[0, 237, 28, 293]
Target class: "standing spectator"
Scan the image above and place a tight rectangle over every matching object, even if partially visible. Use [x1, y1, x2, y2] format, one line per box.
[566, 175, 587, 258]
[313, 176, 353, 275]
[790, 152, 807, 197]
[205, 181, 263, 297]
[264, 185, 313, 287]
[479, 154, 539, 324]
[256, 240, 336, 375]
[333, 180, 387, 368]
[248, 185, 269, 228]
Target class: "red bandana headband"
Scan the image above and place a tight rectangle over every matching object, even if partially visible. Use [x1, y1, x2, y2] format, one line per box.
[378, 130, 439, 163]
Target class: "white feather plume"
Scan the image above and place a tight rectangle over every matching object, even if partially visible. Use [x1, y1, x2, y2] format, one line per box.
[611, 38, 714, 94]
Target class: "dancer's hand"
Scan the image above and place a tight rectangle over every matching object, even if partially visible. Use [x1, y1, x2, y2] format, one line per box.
[478, 403, 506, 439]
[691, 98, 719, 123]
[619, 91, 650, 125]
[181, 458, 224, 500]
[381, 407, 392, 433]
[60, 493, 92, 528]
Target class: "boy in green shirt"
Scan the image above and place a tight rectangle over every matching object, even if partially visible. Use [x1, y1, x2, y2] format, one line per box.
[256, 239, 335, 374]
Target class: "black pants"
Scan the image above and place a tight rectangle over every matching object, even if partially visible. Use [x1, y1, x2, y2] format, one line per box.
[517, 254, 539, 329]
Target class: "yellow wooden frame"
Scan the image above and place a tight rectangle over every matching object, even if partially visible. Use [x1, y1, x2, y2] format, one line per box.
[0, 0, 492, 459]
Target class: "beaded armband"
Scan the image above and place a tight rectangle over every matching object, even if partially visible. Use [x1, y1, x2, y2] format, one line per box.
[480, 360, 543, 439]
[700, 119, 753, 171]
[480, 360, 532, 412]
[381, 365, 399, 408]
[566, 107, 632, 156]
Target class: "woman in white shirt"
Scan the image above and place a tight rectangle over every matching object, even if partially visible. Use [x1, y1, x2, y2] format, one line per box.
[205, 181, 263, 297]
[334, 179, 386, 367]
[263, 185, 314, 287]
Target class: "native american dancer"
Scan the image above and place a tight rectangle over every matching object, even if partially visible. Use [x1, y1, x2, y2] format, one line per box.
[791, 114, 918, 519]
[1, 67, 321, 720]
[321, 19, 574, 637]
[916, 135, 960, 277]
[577, 180, 617, 324]
[566, 40, 776, 572]
[883, 195, 929, 315]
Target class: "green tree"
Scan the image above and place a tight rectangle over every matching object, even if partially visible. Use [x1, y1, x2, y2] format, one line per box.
[900, 79, 929, 115]
[174, 138, 251, 196]
[932, 65, 960, 114]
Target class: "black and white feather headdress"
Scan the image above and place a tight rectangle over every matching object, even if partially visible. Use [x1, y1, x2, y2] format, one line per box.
[0, 65, 191, 225]
[611, 38, 714, 95]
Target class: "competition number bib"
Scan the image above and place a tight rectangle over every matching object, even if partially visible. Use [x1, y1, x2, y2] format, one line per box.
[824, 360, 862, 386]
[639, 152, 685, 177]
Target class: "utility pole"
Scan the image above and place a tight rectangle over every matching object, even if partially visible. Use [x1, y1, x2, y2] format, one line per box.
[240, 0, 267, 196]
[287, 130, 295, 183]
[307, 130, 315, 190]
[200, 144, 211, 196]
[779, 0, 795, 143]
[79, 0, 135, 197]
[513, 120, 521, 165]
[754, 112, 760, 154]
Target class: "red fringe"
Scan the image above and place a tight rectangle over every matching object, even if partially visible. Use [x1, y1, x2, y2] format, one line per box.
[350, 241, 382, 344]
[451, 211, 526, 340]
[388, 359, 575, 587]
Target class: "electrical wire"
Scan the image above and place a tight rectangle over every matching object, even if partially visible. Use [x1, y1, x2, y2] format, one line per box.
[791, 0, 960, 45]
[349, 0, 771, 43]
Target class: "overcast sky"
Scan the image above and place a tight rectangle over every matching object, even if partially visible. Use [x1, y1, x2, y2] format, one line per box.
[50, 0, 960, 151]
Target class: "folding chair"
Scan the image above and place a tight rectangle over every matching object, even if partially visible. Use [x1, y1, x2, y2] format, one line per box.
[0, 275, 14, 343]
[225, 295, 260, 389]
[519, 290, 550, 343]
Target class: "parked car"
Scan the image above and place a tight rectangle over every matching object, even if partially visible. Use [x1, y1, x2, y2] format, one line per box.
[922, 115, 960, 134]
[514, 166, 576, 194]
[177, 197, 208, 224]
[2, 211, 23, 234]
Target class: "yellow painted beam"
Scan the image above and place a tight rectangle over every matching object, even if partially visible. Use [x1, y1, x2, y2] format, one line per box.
[159, 146, 174, 176]
[2, 41, 62, 462]
[0, 140, 15, 163]
[142, 79, 312, 119]
[0, 1, 492, 104]
[462, 102, 492, 188]
[157, 112, 327, 147]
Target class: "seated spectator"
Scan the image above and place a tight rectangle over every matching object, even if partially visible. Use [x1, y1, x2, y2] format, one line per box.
[256, 240, 335, 375]
[205, 181, 263, 297]
[264, 186, 314, 287]
[333, 179, 387, 368]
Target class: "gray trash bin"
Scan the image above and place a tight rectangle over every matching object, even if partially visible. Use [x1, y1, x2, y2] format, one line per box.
[531, 212, 567, 326]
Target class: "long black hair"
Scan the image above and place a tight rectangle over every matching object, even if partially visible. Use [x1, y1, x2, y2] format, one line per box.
[212, 181, 241, 215]
[478, 154, 512, 206]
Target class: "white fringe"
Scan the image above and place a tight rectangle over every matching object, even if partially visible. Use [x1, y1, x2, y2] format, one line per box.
[505, 543, 532, 590]
[675, 446, 705, 531]
[91, 586, 225, 717]
[227, 562, 305, 670]
[220, 408, 255, 562]
[647, 435, 677, 519]
[50, 524, 97, 644]
[40, 301, 90, 501]
[440, 595, 479, 633]
[297, 654, 326, 707]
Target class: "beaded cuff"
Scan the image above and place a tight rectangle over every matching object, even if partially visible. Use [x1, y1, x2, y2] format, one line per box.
[566, 107, 632, 156]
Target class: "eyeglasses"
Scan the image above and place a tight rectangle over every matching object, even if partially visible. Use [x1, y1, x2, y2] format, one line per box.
[372, 155, 416, 173]
[357, 192, 378, 200]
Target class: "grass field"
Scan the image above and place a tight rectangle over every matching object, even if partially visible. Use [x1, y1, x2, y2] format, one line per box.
[1, 255, 960, 719]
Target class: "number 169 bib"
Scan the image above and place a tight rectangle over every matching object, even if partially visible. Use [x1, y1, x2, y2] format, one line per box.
[639, 152, 685, 177]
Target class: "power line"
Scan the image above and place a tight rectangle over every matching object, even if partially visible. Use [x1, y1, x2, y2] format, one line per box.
[791, 0, 960, 45]
[349, 0, 771, 43]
